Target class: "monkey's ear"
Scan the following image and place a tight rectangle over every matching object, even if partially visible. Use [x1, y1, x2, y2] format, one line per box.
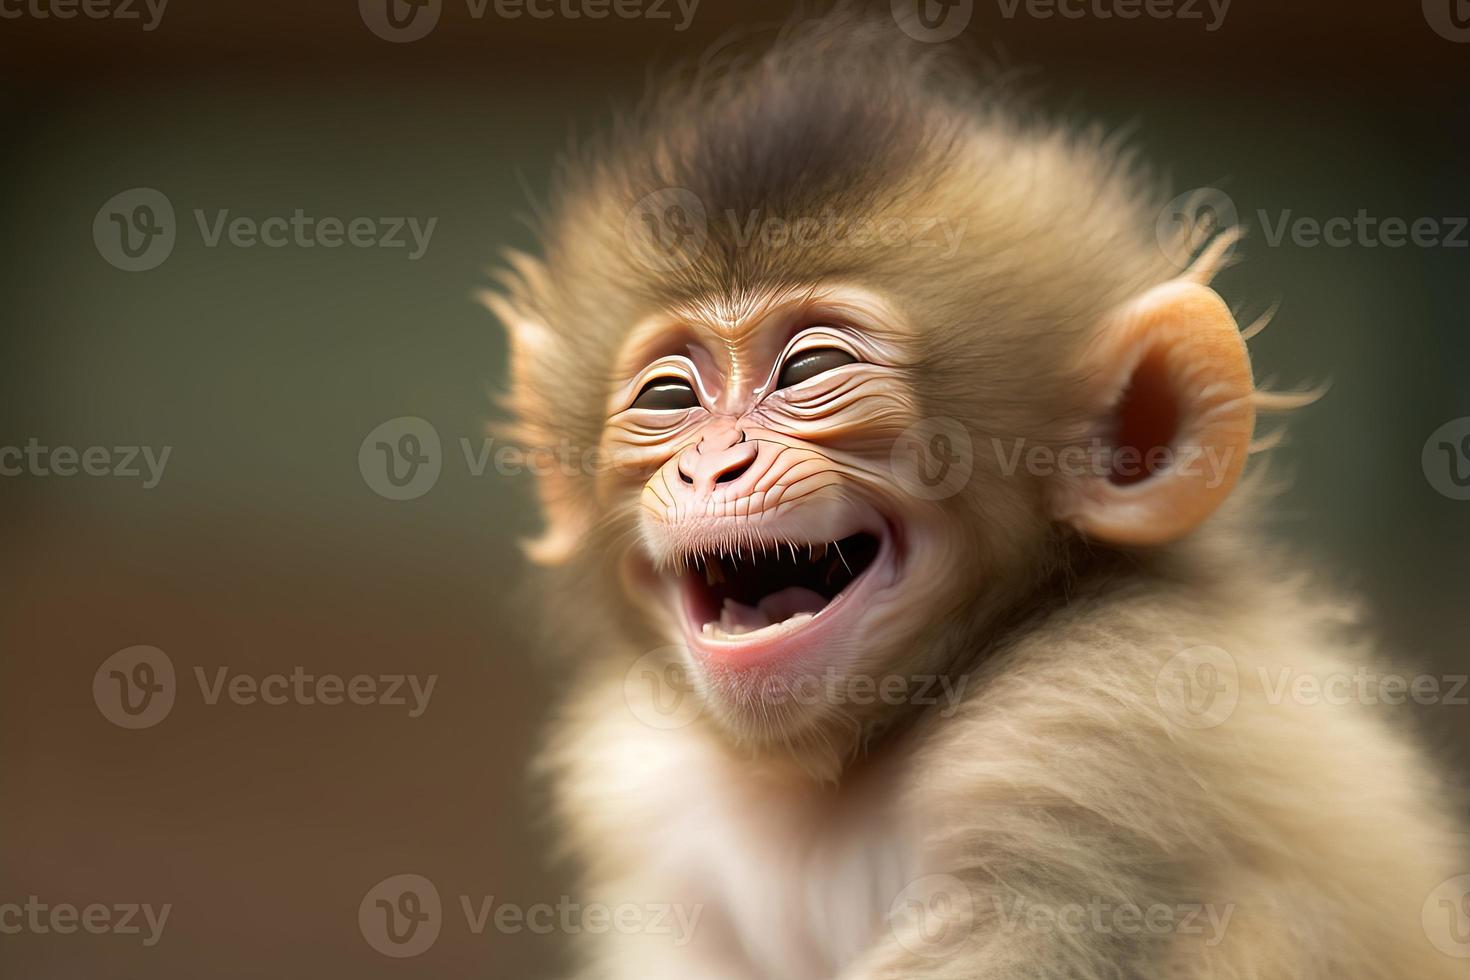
[478, 277, 588, 567]
[1052, 280, 1255, 546]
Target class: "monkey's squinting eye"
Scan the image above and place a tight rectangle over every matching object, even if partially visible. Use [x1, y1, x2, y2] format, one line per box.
[776, 347, 858, 389]
[631, 377, 699, 411]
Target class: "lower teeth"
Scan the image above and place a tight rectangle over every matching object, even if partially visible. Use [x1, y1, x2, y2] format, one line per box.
[702, 612, 815, 637]
[701, 588, 827, 637]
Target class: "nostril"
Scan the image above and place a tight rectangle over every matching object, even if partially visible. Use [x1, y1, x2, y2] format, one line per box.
[682, 428, 756, 490]
[714, 457, 752, 484]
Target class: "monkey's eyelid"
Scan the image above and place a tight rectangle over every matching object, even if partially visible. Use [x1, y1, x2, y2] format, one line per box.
[774, 347, 860, 390]
[629, 376, 701, 412]
[620, 353, 709, 397]
[776, 325, 863, 361]
[634, 374, 690, 393]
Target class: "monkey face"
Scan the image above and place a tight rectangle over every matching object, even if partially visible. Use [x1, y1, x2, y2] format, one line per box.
[595, 284, 967, 738]
[492, 136, 1259, 754]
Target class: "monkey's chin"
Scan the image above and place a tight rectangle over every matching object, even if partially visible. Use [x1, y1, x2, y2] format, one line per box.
[670, 518, 901, 673]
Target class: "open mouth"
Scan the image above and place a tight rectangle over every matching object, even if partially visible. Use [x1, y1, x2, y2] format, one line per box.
[677, 531, 883, 644]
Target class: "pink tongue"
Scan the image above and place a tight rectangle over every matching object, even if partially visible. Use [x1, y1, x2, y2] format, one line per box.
[716, 588, 829, 634]
[757, 587, 827, 623]
[718, 599, 769, 632]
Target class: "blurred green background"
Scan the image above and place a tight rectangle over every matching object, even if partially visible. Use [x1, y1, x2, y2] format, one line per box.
[1, 0, 1466, 976]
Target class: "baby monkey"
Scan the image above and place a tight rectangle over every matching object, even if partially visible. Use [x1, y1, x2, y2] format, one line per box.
[485, 12, 1468, 980]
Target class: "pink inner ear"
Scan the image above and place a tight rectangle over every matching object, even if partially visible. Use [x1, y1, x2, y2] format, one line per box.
[1110, 347, 1180, 486]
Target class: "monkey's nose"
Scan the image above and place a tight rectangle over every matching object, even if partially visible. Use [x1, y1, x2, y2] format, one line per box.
[678, 426, 759, 495]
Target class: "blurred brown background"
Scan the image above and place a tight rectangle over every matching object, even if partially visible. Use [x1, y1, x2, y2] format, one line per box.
[1, 1, 1467, 976]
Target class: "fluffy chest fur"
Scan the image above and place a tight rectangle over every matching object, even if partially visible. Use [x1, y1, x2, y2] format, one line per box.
[559, 692, 921, 980]
[680, 761, 915, 979]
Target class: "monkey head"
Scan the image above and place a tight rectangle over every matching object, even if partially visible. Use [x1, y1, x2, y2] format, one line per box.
[486, 23, 1261, 768]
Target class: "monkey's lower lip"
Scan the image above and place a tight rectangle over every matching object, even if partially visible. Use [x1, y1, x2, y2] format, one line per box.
[674, 528, 891, 662]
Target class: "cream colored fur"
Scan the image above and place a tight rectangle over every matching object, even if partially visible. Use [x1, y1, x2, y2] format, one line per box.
[542, 518, 1467, 978]
[493, 10, 1468, 978]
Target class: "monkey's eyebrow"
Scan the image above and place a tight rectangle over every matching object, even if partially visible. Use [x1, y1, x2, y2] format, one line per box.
[614, 284, 912, 380]
[798, 287, 912, 341]
[615, 316, 702, 381]
[627, 283, 821, 367]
